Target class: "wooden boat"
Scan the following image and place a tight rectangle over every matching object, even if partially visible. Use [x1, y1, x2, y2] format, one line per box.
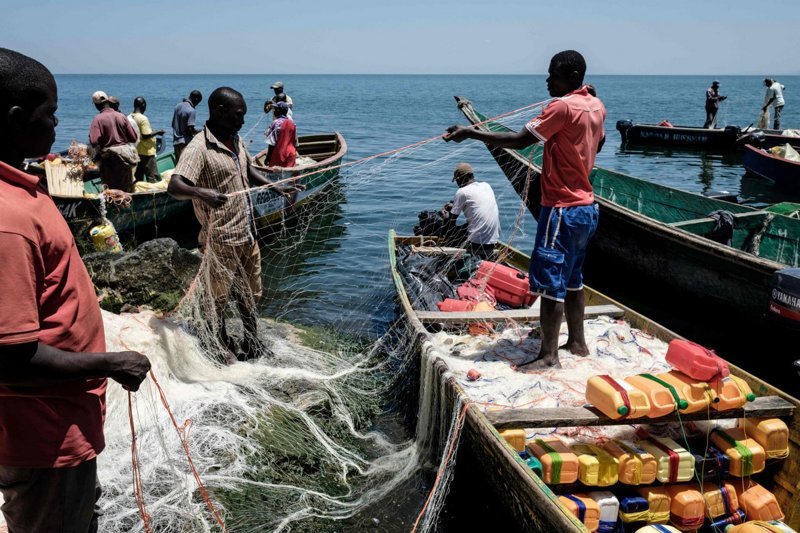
[743, 135, 800, 190]
[617, 120, 781, 152]
[250, 132, 347, 227]
[455, 96, 800, 344]
[390, 231, 799, 532]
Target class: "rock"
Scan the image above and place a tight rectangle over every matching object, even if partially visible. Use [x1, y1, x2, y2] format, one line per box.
[83, 238, 201, 313]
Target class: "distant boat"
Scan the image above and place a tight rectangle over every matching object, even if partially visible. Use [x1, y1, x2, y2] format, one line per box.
[743, 135, 800, 190]
[455, 96, 800, 340]
[616, 120, 781, 152]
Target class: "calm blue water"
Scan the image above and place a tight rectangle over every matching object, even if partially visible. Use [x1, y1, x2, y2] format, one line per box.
[52, 74, 800, 366]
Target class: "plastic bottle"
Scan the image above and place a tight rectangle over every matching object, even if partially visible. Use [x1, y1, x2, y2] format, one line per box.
[711, 375, 757, 411]
[558, 493, 600, 533]
[654, 371, 716, 414]
[572, 443, 619, 487]
[710, 427, 766, 477]
[625, 374, 688, 417]
[586, 375, 651, 420]
[741, 418, 790, 459]
[664, 484, 705, 531]
[602, 439, 657, 485]
[526, 436, 579, 484]
[665, 338, 730, 381]
[637, 436, 695, 483]
[734, 483, 785, 522]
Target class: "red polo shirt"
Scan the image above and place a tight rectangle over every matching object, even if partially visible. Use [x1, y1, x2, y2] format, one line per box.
[526, 86, 606, 207]
[0, 161, 106, 468]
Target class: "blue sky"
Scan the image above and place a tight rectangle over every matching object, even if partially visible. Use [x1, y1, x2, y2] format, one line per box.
[3, 0, 799, 75]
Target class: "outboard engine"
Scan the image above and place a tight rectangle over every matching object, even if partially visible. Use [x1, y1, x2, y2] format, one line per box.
[768, 268, 800, 327]
[616, 119, 633, 141]
[723, 125, 741, 139]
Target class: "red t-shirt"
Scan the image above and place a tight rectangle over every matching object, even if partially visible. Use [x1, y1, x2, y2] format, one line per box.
[0, 161, 107, 468]
[526, 86, 606, 207]
[266, 117, 298, 168]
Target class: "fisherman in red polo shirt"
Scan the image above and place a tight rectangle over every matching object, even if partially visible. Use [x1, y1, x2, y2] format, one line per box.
[0, 48, 151, 532]
[264, 101, 298, 168]
[445, 50, 606, 370]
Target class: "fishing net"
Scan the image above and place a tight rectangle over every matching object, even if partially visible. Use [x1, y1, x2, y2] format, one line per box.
[84, 101, 553, 532]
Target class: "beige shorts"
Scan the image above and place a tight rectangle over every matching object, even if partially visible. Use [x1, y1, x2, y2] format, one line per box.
[208, 242, 263, 311]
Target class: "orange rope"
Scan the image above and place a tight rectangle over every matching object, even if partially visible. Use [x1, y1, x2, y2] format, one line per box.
[411, 400, 472, 533]
[229, 99, 551, 197]
[129, 392, 152, 533]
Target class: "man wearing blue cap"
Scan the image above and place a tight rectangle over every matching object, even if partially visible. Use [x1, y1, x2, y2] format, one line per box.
[704, 81, 727, 128]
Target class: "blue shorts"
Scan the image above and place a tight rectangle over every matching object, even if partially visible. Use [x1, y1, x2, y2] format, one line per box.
[529, 204, 599, 302]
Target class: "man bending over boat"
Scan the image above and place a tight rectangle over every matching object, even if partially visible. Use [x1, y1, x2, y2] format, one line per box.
[444, 50, 606, 370]
[441, 162, 500, 260]
[0, 48, 151, 532]
[167, 87, 300, 363]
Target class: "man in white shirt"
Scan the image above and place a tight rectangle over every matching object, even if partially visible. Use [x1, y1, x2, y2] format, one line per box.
[763, 78, 786, 130]
[443, 162, 500, 259]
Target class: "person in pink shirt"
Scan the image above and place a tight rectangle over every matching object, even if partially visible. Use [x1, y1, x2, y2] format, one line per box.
[445, 50, 606, 370]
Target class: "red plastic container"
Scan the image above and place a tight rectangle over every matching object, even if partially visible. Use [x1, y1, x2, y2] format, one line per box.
[473, 261, 536, 307]
[665, 339, 730, 381]
[437, 298, 474, 312]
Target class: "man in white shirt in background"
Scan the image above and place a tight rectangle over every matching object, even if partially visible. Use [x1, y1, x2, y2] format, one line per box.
[763, 78, 786, 130]
[443, 162, 500, 260]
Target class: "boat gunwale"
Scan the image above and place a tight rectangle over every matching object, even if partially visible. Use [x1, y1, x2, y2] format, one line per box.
[251, 131, 347, 174]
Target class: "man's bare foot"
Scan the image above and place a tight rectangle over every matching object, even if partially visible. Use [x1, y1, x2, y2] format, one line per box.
[515, 357, 562, 372]
[560, 341, 590, 357]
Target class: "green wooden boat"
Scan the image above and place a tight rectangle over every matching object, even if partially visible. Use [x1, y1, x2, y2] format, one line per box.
[455, 96, 800, 341]
[389, 230, 800, 532]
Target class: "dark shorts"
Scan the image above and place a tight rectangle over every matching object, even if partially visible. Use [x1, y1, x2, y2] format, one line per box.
[529, 204, 599, 302]
[0, 459, 100, 533]
[134, 155, 160, 182]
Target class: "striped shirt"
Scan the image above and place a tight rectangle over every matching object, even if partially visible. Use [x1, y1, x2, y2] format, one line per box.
[174, 125, 255, 246]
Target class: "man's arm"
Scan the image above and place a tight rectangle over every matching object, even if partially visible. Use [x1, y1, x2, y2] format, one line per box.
[187, 109, 199, 136]
[0, 342, 150, 390]
[444, 125, 538, 149]
[763, 96, 776, 111]
[167, 175, 228, 207]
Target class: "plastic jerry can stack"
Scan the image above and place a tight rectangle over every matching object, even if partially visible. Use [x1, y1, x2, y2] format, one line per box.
[617, 491, 649, 532]
[636, 486, 671, 524]
[625, 374, 689, 417]
[710, 427, 766, 477]
[691, 444, 729, 483]
[586, 375, 651, 420]
[735, 483, 785, 522]
[633, 526, 681, 533]
[665, 338, 729, 381]
[601, 439, 657, 485]
[588, 491, 619, 533]
[697, 480, 740, 520]
[472, 261, 536, 307]
[725, 521, 797, 532]
[572, 443, 619, 486]
[653, 371, 716, 414]
[558, 493, 600, 532]
[637, 436, 695, 483]
[710, 375, 756, 411]
[741, 418, 790, 459]
[664, 485, 705, 531]
[525, 436, 579, 484]
[499, 429, 526, 452]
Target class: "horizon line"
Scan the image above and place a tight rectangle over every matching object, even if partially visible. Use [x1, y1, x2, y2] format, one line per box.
[52, 72, 800, 77]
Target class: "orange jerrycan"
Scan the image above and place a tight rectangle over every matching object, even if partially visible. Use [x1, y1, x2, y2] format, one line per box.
[654, 371, 716, 414]
[710, 374, 756, 411]
[665, 485, 705, 531]
[710, 427, 766, 477]
[625, 374, 688, 417]
[697, 481, 740, 519]
[741, 418, 790, 459]
[725, 521, 796, 533]
[526, 436, 579, 484]
[499, 429, 526, 452]
[735, 483, 785, 522]
[636, 486, 671, 524]
[586, 375, 651, 420]
[572, 443, 619, 487]
[637, 436, 695, 483]
[558, 493, 600, 532]
[601, 439, 657, 485]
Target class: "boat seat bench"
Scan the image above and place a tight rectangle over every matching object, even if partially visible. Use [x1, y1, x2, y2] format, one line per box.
[416, 304, 624, 324]
[669, 211, 770, 229]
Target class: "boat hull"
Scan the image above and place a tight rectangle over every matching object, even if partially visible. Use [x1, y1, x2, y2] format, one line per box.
[617, 120, 743, 151]
[744, 144, 800, 190]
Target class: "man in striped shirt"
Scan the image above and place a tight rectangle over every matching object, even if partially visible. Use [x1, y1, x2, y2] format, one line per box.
[168, 87, 300, 363]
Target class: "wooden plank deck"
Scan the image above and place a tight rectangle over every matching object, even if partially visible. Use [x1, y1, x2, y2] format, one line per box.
[416, 304, 624, 324]
[486, 396, 795, 430]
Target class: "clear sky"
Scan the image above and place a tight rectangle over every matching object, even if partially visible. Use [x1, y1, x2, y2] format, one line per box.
[3, 0, 799, 75]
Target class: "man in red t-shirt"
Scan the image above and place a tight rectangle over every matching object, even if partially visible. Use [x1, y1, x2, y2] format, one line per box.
[264, 102, 298, 168]
[0, 48, 151, 532]
[445, 50, 606, 370]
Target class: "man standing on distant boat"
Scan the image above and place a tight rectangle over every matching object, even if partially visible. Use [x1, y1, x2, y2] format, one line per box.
[130, 97, 165, 182]
[703, 81, 727, 129]
[264, 81, 293, 118]
[172, 90, 202, 161]
[441, 162, 500, 260]
[264, 102, 298, 168]
[167, 87, 301, 363]
[0, 47, 151, 532]
[763, 78, 786, 130]
[444, 50, 606, 370]
[89, 90, 140, 192]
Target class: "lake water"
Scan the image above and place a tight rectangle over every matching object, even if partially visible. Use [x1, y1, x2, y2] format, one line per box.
[51, 74, 799, 528]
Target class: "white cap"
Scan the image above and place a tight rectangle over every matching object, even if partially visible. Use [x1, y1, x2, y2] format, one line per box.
[91, 91, 109, 105]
